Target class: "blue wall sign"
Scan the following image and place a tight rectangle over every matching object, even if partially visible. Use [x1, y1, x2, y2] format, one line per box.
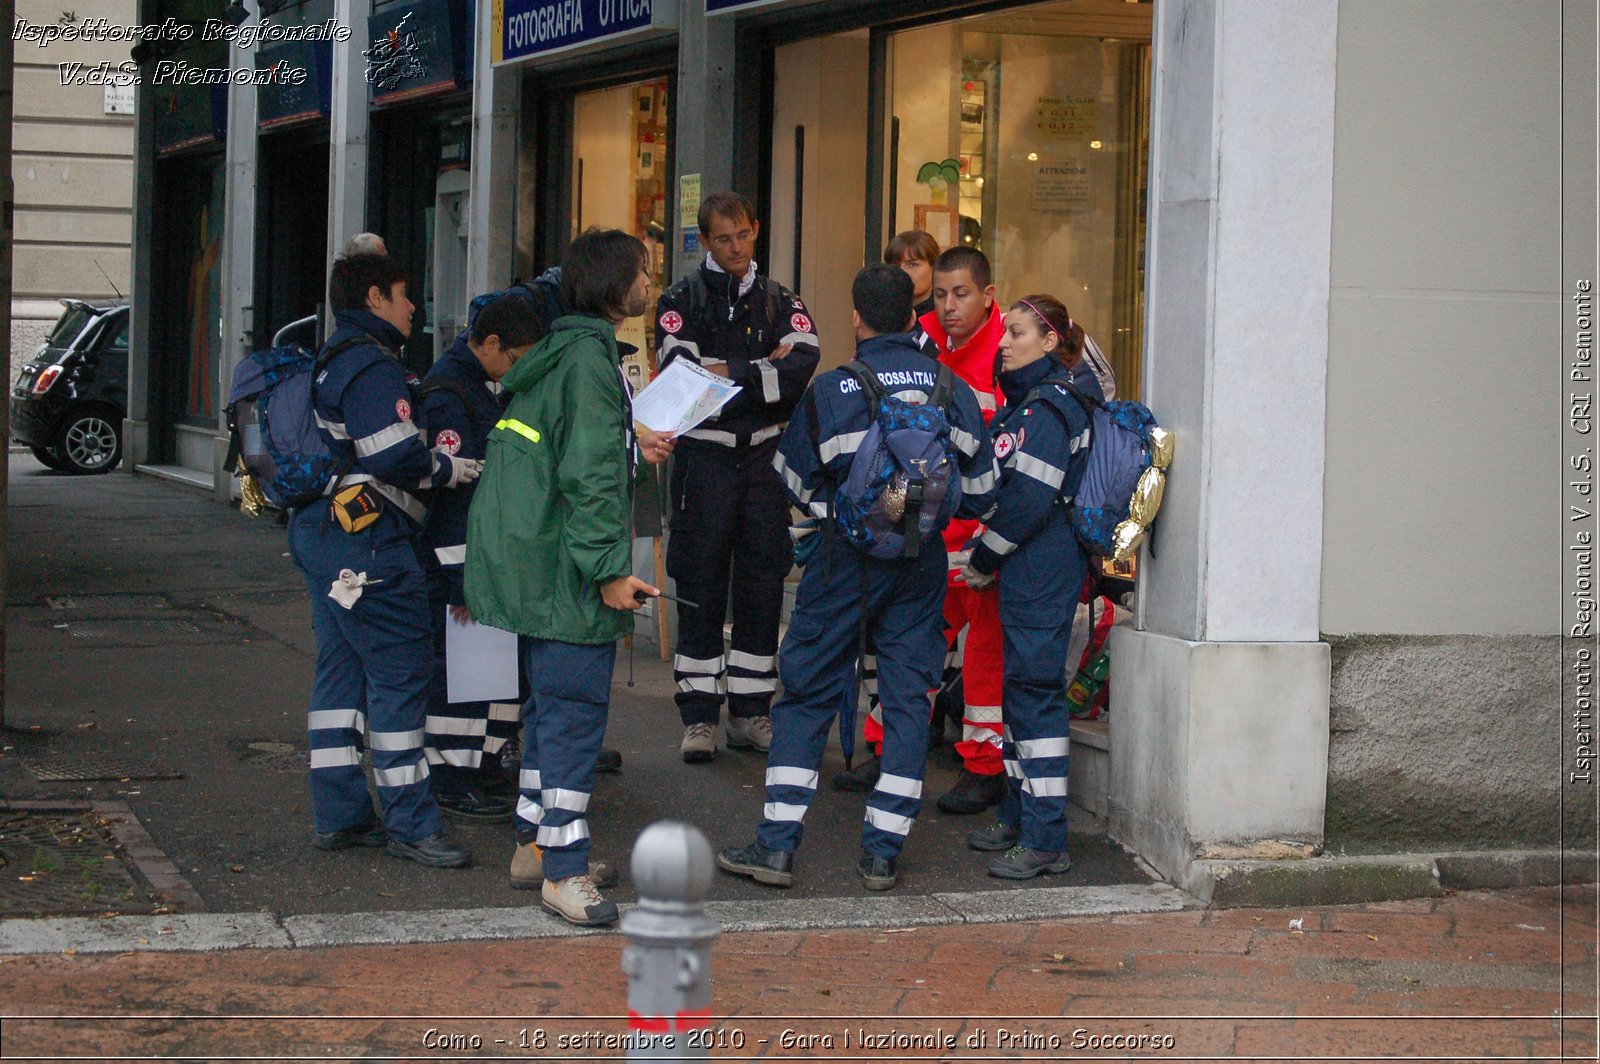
[495, 0, 676, 65]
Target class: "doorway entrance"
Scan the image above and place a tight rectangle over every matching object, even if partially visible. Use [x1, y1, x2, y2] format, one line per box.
[571, 76, 672, 384]
[767, 0, 1151, 393]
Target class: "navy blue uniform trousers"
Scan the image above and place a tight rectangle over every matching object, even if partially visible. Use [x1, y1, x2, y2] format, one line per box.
[995, 518, 1086, 854]
[516, 638, 616, 881]
[289, 502, 442, 843]
[757, 537, 946, 860]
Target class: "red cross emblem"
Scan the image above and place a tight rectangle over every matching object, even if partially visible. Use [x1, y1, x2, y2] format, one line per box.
[660, 310, 684, 334]
[435, 429, 462, 455]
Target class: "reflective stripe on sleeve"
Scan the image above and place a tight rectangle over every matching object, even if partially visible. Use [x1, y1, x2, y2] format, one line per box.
[819, 430, 867, 464]
[961, 466, 998, 495]
[1012, 451, 1066, 490]
[979, 528, 1019, 556]
[948, 425, 980, 458]
[495, 418, 542, 444]
[354, 420, 423, 458]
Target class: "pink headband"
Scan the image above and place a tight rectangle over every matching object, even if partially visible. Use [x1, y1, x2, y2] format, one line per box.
[1015, 299, 1072, 345]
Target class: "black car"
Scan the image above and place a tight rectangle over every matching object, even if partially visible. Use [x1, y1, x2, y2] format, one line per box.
[11, 299, 128, 474]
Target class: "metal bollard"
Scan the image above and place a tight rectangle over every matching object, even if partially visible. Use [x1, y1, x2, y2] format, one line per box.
[621, 820, 721, 1060]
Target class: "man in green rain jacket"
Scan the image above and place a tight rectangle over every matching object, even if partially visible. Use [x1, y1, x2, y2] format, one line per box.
[465, 228, 674, 927]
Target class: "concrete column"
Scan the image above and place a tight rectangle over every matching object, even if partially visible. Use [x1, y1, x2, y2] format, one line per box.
[1109, 0, 1338, 896]
[467, 7, 518, 296]
[214, 10, 260, 501]
[326, 0, 373, 284]
[124, 0, 157, 472]
[669, 0, 735, 283]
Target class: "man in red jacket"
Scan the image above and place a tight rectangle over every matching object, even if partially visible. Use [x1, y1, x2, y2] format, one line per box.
[837, 247, 1008, 815]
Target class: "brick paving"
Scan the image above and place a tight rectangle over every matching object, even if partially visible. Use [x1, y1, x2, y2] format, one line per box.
[0, 884, 1593, 1061]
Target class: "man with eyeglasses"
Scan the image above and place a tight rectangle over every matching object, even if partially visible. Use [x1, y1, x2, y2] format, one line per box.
[655, 191, 821, 764]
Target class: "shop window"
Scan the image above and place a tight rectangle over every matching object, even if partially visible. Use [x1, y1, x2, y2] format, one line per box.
[768, 1, 1151, 395]
[886, 2, 1152, 396]
[571, 78, 670, 386]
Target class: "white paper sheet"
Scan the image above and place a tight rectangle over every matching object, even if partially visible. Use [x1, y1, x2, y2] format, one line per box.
[444, 610, 519, 703]
[630, 358, 742, 435]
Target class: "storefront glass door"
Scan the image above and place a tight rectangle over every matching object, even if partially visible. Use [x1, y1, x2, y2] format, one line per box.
[887, 1, 1151, 396]
[769, 0, 1151, 394]
[571, 77, 671, 385]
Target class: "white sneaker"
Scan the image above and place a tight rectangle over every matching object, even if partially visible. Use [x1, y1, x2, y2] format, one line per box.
[681, 722, 717, 763]
[541, 874, 619, 926]
[725, 715, 773, 753]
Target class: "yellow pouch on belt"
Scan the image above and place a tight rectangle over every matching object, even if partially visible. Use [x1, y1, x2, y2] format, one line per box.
[330, 483, 384, 533]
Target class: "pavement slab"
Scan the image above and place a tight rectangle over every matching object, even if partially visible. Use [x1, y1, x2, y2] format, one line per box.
[0, 885, 1591, 1060]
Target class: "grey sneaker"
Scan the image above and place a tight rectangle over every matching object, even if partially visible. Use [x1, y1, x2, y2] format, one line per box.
[508, 842, 619, 890]
[541, 874, 618, 927]
[987, 844, 1072, 880]
[967, 820, 1020, 852]
[681, 722, 717, 763]
[725, 715, 773, 752]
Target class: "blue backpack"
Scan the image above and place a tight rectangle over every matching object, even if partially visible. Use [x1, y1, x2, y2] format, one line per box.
[465, 274, 563, 336]
[833, 361, 962, 561]
[1029, 375, 1165, 557]
[226, 335, 366, 510]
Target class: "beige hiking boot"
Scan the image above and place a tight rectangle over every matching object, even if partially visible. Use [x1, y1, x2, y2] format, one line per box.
[541, 874, 619, 927]
[680, 722, 717, 763]
[724, 714, 773, 752]
[508, 842, 618, 889]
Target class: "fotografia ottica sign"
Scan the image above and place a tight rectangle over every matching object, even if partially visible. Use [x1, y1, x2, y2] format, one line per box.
[493, 0, 677, 64]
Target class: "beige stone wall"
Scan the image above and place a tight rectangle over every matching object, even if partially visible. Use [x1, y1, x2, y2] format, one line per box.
[1321, 0, 1563, 635]
[10, 0, 137, 388]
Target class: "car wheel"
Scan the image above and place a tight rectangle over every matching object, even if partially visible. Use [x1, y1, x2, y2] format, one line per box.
[55, 406, 123, 475]
[30, 445, 69, 471]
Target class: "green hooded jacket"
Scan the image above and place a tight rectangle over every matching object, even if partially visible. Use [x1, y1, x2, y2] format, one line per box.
[464, 315, 636, 645]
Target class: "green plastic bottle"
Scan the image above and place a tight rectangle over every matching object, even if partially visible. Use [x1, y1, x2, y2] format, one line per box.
[1065, 650, 1111, 718]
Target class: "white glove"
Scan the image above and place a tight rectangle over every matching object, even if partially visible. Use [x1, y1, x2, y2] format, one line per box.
[959, 563, 996, 590]
[329, 569, 382, 609]
[437, 449, 483, 489]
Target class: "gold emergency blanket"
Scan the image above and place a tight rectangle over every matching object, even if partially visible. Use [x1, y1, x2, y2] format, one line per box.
[1111, 434, 1175, 563]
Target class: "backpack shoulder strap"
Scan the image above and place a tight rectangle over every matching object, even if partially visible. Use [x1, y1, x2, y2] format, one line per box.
[843, 360, 884, 408]
[684, 272, 710, 330]
[1058, 375, 1103, 413]
[764, 280, 784, 334]
[316, 332, 373, 370]
[929, 362, 955, 410]
[415, 375, 476, 406]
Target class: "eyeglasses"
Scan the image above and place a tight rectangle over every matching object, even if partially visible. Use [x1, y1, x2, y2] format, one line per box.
[709, 229, 755, 250]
